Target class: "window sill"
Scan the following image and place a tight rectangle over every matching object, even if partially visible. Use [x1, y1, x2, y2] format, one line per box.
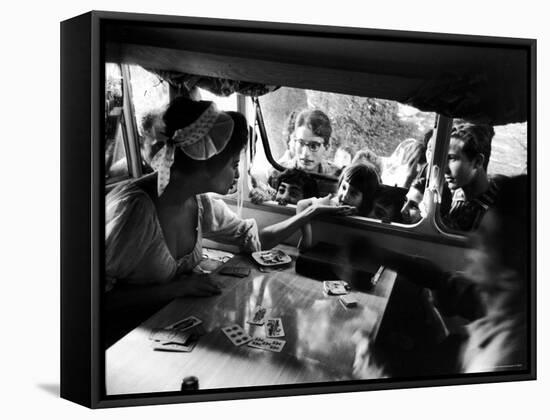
[223, 197, 468, 248]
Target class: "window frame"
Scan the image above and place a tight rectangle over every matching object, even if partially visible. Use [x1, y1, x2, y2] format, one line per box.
[105, 64, 144, 190]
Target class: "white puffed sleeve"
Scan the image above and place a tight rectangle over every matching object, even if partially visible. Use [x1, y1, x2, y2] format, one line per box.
[199, 194, 261, 252]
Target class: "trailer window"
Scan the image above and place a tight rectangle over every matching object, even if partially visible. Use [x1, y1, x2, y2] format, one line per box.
[105, 63, 129, 182]
[249, 86, 436, 224]
[126, 65, 170, 174]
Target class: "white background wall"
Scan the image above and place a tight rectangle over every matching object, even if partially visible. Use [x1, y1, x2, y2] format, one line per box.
[1, 0, 547, 418]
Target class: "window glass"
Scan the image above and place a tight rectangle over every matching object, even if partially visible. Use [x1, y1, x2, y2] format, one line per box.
[439, 121, 527, 233]
[127, 65, 170, 173]
[488, 123, 528, 177]
[105, 63, 129, 181]
[198, 88, 238, 112]
[250, 87, 435, 224]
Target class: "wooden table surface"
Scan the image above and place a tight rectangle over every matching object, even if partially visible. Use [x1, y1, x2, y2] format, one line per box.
[105, 245, 396, 395]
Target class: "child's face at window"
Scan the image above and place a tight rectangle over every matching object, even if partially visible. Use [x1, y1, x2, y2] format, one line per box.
[445, 137, 477, 191]
[293, 126, 326, 172]
[400, 187, 424, 224]
[275, 182, 304, 205]
[337, 180, 363, 208]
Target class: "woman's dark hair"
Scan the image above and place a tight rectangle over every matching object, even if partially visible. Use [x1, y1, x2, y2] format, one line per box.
[338, 163, 380, 216]
[162, 96, 248, 175]
[294, 109, 332, 147]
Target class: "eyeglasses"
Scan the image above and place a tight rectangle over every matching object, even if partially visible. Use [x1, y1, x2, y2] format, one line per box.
[296, 139, 323, 152]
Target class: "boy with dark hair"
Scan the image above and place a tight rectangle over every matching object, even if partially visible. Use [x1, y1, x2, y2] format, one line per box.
[271, 168, 319, 206]
[443, 122, 497, 231]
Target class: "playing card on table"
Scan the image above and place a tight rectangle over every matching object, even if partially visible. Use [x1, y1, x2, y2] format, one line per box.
[151, 339, 198, 352]
[265, 318, 285, 338]
[149, 328, 194, 344]
[221, 324, 253, 346]
[247, 337, 286, 352]
[247, 306, 268, 325]
[339, 294, 358, 308]
[323, 281, 349, 295]
[165, 316, 202, 331]
[149, 328, 199, 352]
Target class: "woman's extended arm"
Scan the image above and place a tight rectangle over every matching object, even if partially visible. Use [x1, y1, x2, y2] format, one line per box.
[259, 196, 355, 250]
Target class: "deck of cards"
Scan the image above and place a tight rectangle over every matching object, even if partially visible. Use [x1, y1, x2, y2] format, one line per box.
[323, 280, 350, 295]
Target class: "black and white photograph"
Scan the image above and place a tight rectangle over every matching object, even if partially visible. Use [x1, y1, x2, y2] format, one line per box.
[93, 11, 534, 402]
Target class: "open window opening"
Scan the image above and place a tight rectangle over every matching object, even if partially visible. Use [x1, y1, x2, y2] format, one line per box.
[249, 86, 437, 226]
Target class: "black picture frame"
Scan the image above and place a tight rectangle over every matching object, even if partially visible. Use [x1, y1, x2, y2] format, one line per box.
[60, 10, 536, 409]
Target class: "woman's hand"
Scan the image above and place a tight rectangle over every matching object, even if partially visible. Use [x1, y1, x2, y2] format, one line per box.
[297, 195, 357, 217]
[171, 273, 222, 297]
[296, 197, 316, 214]
[314, 203, 357, 216]
[249, 185, 276, 205]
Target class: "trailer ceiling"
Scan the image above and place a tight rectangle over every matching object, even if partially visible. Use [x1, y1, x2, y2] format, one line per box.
[104, 19, 530, 125]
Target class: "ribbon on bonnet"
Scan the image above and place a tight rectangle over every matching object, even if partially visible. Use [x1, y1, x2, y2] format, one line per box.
[150, 102, 235, 196]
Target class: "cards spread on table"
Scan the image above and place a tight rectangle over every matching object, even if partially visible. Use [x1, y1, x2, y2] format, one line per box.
[265, 318, 285, 338]
[247, 306, 268, 325]
[149, 328, 199, 352]
[219, 265, 251, 278]
[323, 280, 350, 295]
[221, 324, 253, 346]
[247, 337, 286, 352]
[339, 294, 358, 308]
[165, 316, 203, 331]
[149, 328, 194, 344]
